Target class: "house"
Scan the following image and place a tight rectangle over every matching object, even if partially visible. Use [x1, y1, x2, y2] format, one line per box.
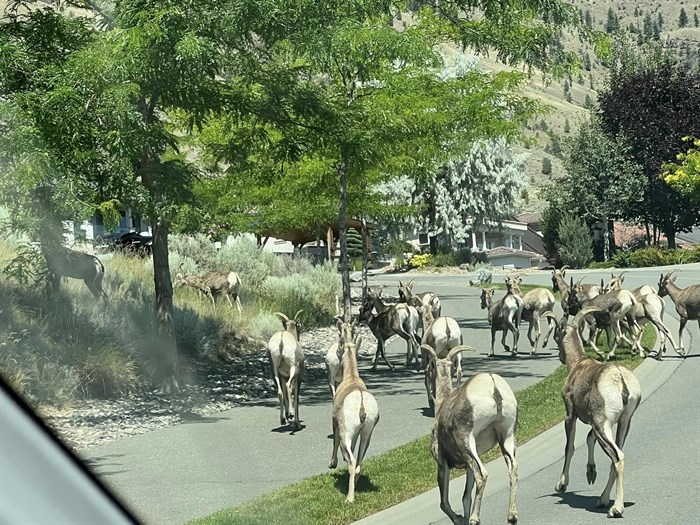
[408, 215, 547, 269]
[75, 208, 151, 242]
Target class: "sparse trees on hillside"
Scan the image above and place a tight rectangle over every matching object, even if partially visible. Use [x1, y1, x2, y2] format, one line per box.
[542, 156, 552, 175]
[679, 8, 689, 28]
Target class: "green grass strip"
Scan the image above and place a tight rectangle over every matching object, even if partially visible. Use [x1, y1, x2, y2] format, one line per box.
[188, 327, 652, 525]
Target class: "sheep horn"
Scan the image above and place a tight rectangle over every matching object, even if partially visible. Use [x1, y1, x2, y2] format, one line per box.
[446, 345, 475, 362]
[421, 344, 438, 361]
[571, 306, 603, 328]
[576, 275, 587, 286]
[273, 312, 289, 323]
[664, 270, 678, 281]
[293, 309, 304, 321]
[560, 265, 571, 271]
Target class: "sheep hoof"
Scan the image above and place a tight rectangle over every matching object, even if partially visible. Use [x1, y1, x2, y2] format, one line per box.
[607, 505, 624, 518]
[328, 459, 337, 469]
[596, 496, 609, 508]
[507, 512, 518, 524]
[586, 464, 597, 484]
[555, 482, 567, 493]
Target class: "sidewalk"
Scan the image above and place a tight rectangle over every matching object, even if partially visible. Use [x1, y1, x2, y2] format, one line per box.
[353, 313, 691, 525]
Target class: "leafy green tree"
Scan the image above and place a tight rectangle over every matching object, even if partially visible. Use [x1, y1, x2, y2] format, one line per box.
[663, 137, 700, 204]
[557, 215, 593, 268]
[598, 55, 700, 248]
[346, 228, 364, 259]
[559, 117, 645, 260]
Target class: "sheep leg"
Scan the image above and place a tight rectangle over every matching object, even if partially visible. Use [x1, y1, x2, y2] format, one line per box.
[462, 469, 474, 523]
[677, 317, 688, 356]
[437, 460, 462, 525]
[453, 353, 463, 386]
[588, 325, 606, 358]
[506, 320, 518, 357]
[594, 419, 627, 518]
[273, 373, 287, 426]
[291, 375, 301, 430]
[531, 315, 541, 355]
[372, 340, 394, 372]
[341, 437, 357, 503]
[285, 366, 297, 425]
[585, 429, 597, 484]
[653, 317, 680, 356]
[328, 419, 339, 469]
[541, 315, 556, 347]
[424, 361, 435, 409]
[464, 434, 488, 525]
[526, 317, 536, 349]
[326, 364, 335, 398]
[355, 423, 375, 479]
[489, 328, 497, 357]
[498, 430, 519, 524]
[555, 415, 577, 492]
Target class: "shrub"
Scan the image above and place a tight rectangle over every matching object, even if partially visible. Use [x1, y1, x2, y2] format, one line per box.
[557, 215, 594, 268]
[428, 252, 457, 267]
[609, 245, 700, 268]
[215, 237, 282, 291]
[408, 253, 432, 269]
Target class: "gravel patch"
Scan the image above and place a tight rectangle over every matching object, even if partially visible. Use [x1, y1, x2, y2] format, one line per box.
[40, 289, 384, 451]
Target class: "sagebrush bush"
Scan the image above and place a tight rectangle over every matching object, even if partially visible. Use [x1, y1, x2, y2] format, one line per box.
[0, 235, 342, 405]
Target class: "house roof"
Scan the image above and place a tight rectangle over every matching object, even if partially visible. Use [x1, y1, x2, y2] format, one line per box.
[257, 218, 374, 247]
[486, 246, 546, 260]
[515, 212, 543, 227]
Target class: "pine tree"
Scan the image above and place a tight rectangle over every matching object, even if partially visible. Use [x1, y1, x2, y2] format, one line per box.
[564, 118, 571, 133]
[606, 7, 619, 33]
[584, 9, 592, 28]
[542, 156, 552, 175]
[557, 215, 593, 268]
[680, 8, 689, 28]
[695, 13, 699, 27]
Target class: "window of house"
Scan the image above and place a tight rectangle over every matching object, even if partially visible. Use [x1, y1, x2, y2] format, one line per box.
[418, 233, 429, 245]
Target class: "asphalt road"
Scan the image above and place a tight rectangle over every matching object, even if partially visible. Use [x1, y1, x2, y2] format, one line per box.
[81, 264, 699, 525]
[356, 263, 700, 525]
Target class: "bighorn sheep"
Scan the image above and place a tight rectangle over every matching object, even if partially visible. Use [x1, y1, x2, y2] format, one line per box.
[419, 305, 464, 409]
[479, 281, 524, 357]
[359, 288, 421, 371]
[567, 279, 640, 360]
[267, 310, 304, 430]
[328, 329, 379, 503]
[426, 345, 518, 525]
[553, 306, 642, 518]
[551, 266, 572, 315]
[43, 246, 108, 306]
[325, 317, 357, 398]
[506, 274, 557, 355]
[398, 279, 442, 319]
[658, 271, 700, 356]
[625, 291, 682, 359]
[174, 267, 242, 311]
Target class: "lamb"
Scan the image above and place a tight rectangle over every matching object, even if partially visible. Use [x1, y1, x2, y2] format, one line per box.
[479, 281, 524, 357]
[553, 306, 642, 518]
[398, 279, 442, 319]
[174, 267, 242, 311]
[267, 310, 304, 430]
[625, 291, 682, 359]
[506, 275, 557, 355]
[359, 288, 421, 371]
[328, 329, 379, 503]
[419, 305, 464, 409]
[567, 279, 641, 360]
[426, 344, 519, 525]
[657, 271, 700, 356]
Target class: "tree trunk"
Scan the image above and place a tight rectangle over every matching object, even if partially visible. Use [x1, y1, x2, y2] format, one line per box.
[361, 218, 368, 306]
[665, 222, 676, 249]
[645, 222, 651, 246]
[338, 159, 351, 322]
[150, 220, 180, 394]
[429, 234, 438, 255]
[602, 216, 610, 261]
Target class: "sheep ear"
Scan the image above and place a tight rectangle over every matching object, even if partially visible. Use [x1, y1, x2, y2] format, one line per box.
[398, 280, 404, 287]
[671, 275, 677, 282]
[354, 335, 363, 354]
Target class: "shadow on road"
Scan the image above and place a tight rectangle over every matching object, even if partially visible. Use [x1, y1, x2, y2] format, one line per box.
[332, 471, 379, 497]
[545, 491, 636, 514]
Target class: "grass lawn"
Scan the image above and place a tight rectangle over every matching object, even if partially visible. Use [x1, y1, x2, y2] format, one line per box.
[188, 326, 653, 525]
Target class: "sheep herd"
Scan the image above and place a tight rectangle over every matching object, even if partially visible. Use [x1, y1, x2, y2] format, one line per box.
[265, 270, 699, 524]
